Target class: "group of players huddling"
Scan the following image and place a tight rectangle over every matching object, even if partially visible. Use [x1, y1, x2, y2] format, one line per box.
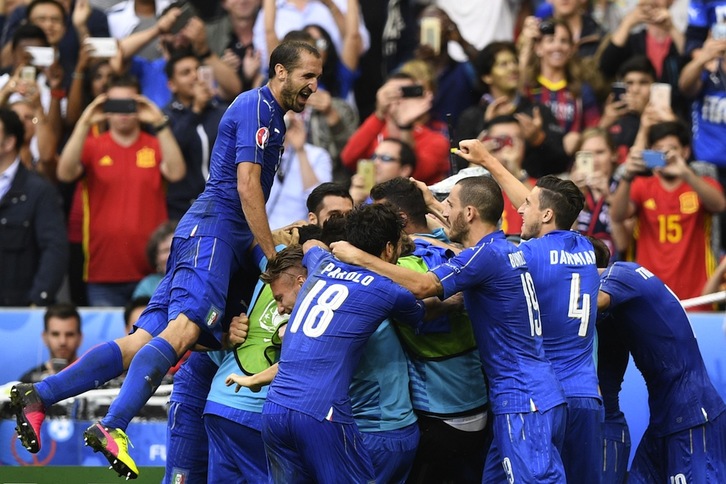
[9, 40, 726, 483]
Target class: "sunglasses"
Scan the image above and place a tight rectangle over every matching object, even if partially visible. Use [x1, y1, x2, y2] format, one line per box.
[370, 153, 400, 163]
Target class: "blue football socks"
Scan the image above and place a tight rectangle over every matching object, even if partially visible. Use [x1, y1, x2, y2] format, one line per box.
[35, 341, 124, 407]
[102, 337, 178, 431]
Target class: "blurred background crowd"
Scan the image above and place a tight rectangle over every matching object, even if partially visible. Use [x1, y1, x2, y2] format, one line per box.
[3, 0, 726, 323]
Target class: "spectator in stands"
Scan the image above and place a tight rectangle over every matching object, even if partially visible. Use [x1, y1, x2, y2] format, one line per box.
[133, 220, 176, 299]
[20, 303, 83, 383]
[519, 17, 601, 157]
[456, 41, 569, 177]
[1, 0, 110, 88]
[57, 74, 185, 306]
[599, 0, 686, 116]
[679, 29, 726, 193]
[349, 137, 416, 206]
[111, 3, 241, 108]
[65, 38, 113, 126]
[570, 128, 632, 259]
[341, 71, 449, 185]
[600, 56, 657, 164]
[253, 0, 369, 76]
[413, 5, 479, 127]
[544, 0, 605, 58]
[266, 113, 333, 229]
[0, 107, 67, 307]
[163, 51, 226, 219]
[106, 0, 171, 60]
[0, 24, 64, 153]
[610, 120, 726, 302]
[680, 30, 726, 253]
[217, 0, 263, 92]
[7, 95, 58, 180]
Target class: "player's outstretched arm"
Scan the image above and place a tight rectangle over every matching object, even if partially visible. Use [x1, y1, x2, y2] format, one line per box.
[455, 139, 530, 209]
[330, 241, 442, 298]
[238, 162, 277, 259]
[225, 363, 279, 393]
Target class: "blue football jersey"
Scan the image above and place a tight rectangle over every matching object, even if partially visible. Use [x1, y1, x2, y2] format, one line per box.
[266, 247, 425, 423]
[519, 231, 601, 400]
[430, 230, 566, 415]
[599, 262, 726, 436]
[176, 85, 286, 247]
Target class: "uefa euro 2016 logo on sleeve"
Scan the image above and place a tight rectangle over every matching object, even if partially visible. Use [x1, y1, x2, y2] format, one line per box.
[255, 127, 269, 149]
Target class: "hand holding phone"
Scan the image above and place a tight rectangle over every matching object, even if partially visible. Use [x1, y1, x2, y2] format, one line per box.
[575, 151, 595, 175]
[20, 66, 36, 81]
[170, 2, 196, 34]
[25, 46, 55, 67]
[420, 17, 442, 55]
[611, 82, 626, 103]
[357, 160, 376, 193]
[84, 37, 118, 58]
[400, 84, 424, 98]
[104, 98, 137, 113]
[641, 149, 667, 169]
[197, 65, 214, 90]
[649, 83, 671, 111]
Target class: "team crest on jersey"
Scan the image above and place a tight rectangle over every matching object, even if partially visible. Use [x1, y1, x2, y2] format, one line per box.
[171, 468, 188, 484]
[99, 155, 113, 166]
[205, 306, 221, 327]
[136, 147, 157, 168]
[256, 127, 270, 149]
[679, 192, 699, 214]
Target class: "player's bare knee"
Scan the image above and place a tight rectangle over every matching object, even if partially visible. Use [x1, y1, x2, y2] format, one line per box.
[115, 330, 153, 368]
[160, 314, 202, 355]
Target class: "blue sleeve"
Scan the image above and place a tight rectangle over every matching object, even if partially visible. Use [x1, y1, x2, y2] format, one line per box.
[600, 264, 638, 308]
[234, 93, 270, 166]
[302, 246, 328, 272]
[389, 284, 425, 327]
[431, 245, 490, 299]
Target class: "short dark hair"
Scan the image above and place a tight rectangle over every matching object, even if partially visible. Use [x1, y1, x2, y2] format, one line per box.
[587, 236, 611, 268]
[319, 213, 347, 246]
[107, 73, 140, 93]
[165, 51, 198, 79]
[381, 138, 416, 171]
[487, 114, 520, 131]
[370, 177, 428, 228]
[535, 175, 585, 230]
[260, 245, 305, 284]
[474, 41, 517, 78]
[11, 24, 48, 50]
[0, 108, 25, 152]
[282, 29, 314, 43]
[617, 55, 656, 82]
[124, 297, 150, 326]
[27, 0, 65, 19]
[44, 303, 81, 333]
[647, 120, 691, 149]
[345, 203, 404, 256]
[456, 176, 504, 225]
[297, 224, 323, 245]
[268, 40, 320, 79]
[306, 182, 352, 215]
[146, 220, 177, 270]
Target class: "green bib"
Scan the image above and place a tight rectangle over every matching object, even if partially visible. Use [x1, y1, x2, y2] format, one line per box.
[233, 284, 288, 375]
[395, 255, 477, 360]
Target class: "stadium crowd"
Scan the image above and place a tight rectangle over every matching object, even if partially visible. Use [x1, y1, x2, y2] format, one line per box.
[2, 0, 726, 482]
